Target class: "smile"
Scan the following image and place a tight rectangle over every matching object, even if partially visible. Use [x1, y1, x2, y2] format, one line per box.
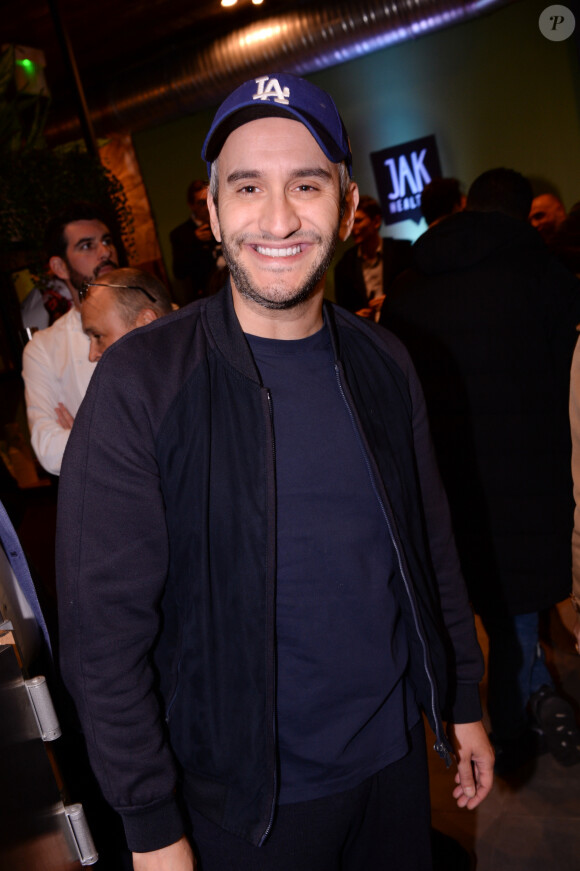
[255, 245, 302, 258]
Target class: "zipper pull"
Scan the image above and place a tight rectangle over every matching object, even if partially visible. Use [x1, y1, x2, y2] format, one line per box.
[434, 740, 453, 768]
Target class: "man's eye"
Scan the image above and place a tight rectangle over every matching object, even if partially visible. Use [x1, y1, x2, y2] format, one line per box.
[240, 185, 258, 194]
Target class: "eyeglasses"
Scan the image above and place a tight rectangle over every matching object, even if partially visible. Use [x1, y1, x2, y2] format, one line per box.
[79, 281, 157, 304]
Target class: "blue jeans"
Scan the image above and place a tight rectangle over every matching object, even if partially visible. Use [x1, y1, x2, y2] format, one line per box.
[480, 610, 554, 743]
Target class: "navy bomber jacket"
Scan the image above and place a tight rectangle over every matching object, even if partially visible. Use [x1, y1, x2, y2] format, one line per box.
[57, 283, 484, 853]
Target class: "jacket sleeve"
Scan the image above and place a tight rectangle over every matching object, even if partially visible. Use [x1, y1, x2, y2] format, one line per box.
[56, 355, 184, 853]
[22, 336, 71, 476]
[408, 357, 484, 724]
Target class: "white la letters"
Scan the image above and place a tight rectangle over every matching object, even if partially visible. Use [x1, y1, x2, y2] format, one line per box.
[252, 76, 291, 105]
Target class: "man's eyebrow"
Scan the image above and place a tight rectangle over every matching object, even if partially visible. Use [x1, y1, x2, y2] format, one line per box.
[225, 167, 334, 184]
[226, 170, 262, 184]
[293, 168, 334, 182]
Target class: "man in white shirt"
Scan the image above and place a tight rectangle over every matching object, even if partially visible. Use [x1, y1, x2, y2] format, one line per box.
[22, 203, 119, 475]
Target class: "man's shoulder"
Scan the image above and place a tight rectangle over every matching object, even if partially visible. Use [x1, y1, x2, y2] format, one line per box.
[330, 302, 416, 377]
[80, 296, 238, 438]
[23, 308, 79, 359]
[94, 300, 210, 390]
[111, 299, 201, 352]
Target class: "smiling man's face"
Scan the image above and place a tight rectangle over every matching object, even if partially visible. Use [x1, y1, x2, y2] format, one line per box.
[208, 117, 357, 316]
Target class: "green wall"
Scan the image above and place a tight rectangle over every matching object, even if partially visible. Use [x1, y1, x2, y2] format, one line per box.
[133, 0, 580, 293]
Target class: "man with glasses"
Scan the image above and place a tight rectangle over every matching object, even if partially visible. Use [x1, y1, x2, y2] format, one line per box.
[79, 268, 174, 363]
[22, 202, 119, 475]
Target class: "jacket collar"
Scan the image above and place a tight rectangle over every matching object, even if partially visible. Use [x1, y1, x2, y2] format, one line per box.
[205, 279, 262, 383]
[205, 280, 344, 381]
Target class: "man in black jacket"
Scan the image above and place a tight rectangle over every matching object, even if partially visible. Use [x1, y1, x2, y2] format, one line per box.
[57, 74, 493, 871]
[169, 179, 226, 304]
[381, 168, 580, 775]
[334, 194, 411, 319]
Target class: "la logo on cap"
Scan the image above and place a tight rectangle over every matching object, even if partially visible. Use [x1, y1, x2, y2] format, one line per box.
[252, 76, 290, 105]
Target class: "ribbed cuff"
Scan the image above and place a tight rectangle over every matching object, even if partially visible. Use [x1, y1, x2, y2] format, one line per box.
[120, 794, 185, 853]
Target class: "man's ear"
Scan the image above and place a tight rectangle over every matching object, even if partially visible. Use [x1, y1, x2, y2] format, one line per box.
[134, 308, 158, 327]
[207, 189, 222, 243]
[339, 182, 360, 242]
[49, 255, 70, 281]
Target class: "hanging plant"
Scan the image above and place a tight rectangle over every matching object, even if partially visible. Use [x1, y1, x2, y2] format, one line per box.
[0, 45, 134, 280]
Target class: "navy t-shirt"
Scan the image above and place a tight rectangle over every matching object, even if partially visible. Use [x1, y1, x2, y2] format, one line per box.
[246, 325, 418, 803]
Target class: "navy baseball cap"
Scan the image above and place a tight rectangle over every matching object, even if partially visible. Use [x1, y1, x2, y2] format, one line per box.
[202, 73, 353, 177]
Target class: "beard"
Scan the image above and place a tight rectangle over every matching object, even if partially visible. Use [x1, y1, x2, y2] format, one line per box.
[220, 228, 339, 311]
[66, 258, 119, 292]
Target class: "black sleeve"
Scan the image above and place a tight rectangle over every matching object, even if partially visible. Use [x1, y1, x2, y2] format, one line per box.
[57, 358, 184, 852]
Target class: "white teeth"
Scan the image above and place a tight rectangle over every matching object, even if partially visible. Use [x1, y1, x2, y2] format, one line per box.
[256, 245, 301, 257]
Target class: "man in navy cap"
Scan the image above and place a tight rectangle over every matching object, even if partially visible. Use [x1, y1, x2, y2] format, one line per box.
[57, 73, 493, 871]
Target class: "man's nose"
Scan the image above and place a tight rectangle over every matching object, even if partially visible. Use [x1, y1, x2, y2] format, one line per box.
[88, 343, 102, 363]
[259, 192, 301, 238]
[98, 239, 115, 260]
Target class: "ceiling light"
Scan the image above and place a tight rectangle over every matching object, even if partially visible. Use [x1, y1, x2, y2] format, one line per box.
[240, 24, 282, 46]
[221, 0, 238, 7]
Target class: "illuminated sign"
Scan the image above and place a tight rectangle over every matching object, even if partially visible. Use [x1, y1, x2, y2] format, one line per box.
[371, 135, 442, 226]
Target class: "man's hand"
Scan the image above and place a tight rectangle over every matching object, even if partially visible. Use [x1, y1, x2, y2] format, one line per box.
[194, 223, 213, 244]
[448, 720, 494, 809]
[368, 294, 386, 313]
[132, 836, 196, 870]
[55, 402, 75, 430]
[573, 616, 580, 654]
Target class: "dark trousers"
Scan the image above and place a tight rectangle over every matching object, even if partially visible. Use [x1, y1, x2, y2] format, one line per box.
[480, 609, 554, 741]
[189, 720, 432, 871]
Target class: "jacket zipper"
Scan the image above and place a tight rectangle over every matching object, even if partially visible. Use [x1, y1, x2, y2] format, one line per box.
[260, 387, 278, 844]
[334, 363, 451, 765]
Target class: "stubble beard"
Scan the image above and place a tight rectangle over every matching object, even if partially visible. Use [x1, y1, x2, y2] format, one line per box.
[220, 229, 339, 311]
